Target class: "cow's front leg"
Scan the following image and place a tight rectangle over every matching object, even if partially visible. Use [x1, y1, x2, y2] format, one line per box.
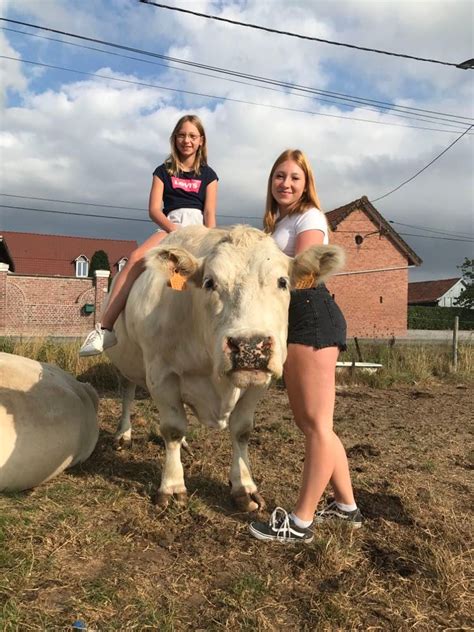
[229, 387, 266, 512]
[149, 376, 188, 508]
[114, 377, 136, 449]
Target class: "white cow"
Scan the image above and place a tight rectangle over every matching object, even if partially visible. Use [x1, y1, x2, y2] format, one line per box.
[107, 225, 344, 511]
[0, 353, 99, 491]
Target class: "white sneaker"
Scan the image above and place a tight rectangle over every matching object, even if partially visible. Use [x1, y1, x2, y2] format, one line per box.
[79, 324, 117, 357]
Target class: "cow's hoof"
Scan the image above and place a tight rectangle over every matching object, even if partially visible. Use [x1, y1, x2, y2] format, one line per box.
[232, 490, 265, 512]
[113, 436, 132, 451]
[152, 491, 172, 508]
[250, 491, 266, 511]
[174, 492, 188, 505]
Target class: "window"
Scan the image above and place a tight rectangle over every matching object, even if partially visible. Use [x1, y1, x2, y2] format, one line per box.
[380, 296, 383, 304]
[75, 255, 89, 278]
[117, 257, 128, 272]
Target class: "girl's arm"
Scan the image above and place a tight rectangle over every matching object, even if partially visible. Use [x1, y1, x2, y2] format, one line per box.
[148, 176, 178, 232]
[202, 179, 218, 228]
[295, 229, 325, 255]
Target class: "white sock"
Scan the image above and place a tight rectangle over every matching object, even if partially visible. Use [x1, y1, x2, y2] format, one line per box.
[336, 501, 357, 512]
[290, 512, 313, 528]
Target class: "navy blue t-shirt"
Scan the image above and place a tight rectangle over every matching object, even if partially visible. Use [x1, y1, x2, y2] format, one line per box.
[153, 162, 218, 216]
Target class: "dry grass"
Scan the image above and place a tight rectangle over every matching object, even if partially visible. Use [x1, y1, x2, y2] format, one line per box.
[1, 346, 473, 630]
[0, 337, 120, 392]
[1, 336, 473, 391]
[339, 340, 473, 387]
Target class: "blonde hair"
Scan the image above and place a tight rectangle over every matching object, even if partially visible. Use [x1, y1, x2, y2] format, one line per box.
[166, 114, 208, 176]
[263, 149, 323, 234]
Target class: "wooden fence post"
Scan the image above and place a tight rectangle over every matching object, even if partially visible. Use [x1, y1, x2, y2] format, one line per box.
[452, 316, 459, 371]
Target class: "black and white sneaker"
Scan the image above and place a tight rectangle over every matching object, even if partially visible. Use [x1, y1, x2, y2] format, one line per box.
[315, 501, 363, 528]
[249, 507, 314, 544]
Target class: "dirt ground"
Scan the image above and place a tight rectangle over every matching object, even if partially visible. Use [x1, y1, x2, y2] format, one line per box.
[1, 381, 472, 631]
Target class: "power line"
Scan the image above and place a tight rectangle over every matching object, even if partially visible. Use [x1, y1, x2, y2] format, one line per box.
[3, 28, 472, 130]
[3, 202, 474, 243]
[2, 55, 469, 136]
[1, 19, 472, 128]
[398, 232, 474, 243]
[370, 124, 474, 202]
[0, 192, 147, 213]
[0, 204, 153, 223]
[138, 1, 471, 70]
[0, 203, 258, 223]
[336, 228, 474, 242]
[8, 194, 472, 239]
[0, 193, 261, 221]
[3, 28, 470, 130]
[389, 220, 474, 240]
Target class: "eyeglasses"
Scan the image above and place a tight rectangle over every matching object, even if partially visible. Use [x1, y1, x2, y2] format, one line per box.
[176, 133, 201, 141]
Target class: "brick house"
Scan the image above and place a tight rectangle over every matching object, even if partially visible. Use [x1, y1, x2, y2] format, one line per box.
[408, 278, 467, 307]
[325, 196, 422, 338]
[0, 231, 137, 337]
[0, 198, 421, 338]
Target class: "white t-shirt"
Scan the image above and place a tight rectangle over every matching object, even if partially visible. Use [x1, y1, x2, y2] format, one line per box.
[272, 208, 329, 256]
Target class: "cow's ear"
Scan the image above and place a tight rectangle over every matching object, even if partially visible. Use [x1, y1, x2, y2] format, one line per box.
[290, 245, 345, 288]
[146, 246, 200, 281]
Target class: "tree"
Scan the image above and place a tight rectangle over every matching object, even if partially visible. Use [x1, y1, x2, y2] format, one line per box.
[89, 249, 111, 278]
[454, 258, 474, 309]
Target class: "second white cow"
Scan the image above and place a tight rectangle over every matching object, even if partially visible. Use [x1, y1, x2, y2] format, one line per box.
[0, 353, 99, 492]
[107, 225, 344, 511]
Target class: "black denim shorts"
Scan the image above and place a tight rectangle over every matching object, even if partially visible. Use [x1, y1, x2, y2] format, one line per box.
[287, 284, 347, 351]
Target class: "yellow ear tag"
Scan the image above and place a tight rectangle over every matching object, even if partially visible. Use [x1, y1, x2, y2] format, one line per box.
[294, 272, 317, 290]
[169, 271, 187, 291]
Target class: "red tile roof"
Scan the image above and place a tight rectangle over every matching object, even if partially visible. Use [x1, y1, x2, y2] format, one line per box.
[0, 230, 138, 276]
[326, 196, 422, 267]
[408, 278, 461, 304]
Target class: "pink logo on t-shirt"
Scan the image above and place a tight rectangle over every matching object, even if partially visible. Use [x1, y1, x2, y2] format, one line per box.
[171, 176, 201, 193]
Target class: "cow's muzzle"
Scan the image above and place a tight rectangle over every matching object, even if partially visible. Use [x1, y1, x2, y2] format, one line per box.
[224, 335, 274, 371]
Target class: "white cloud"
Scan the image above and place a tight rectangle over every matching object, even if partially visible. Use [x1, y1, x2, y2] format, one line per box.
[0, 32, 28, 105]
[0, 0, 472, 280]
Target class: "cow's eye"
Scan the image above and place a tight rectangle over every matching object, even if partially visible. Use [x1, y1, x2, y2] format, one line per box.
[202, 276, 216, 291]
[277, 277, 289, 290]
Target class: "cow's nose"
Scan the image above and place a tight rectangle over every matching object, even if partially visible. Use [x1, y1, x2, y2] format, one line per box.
[226, 335, 274, 370]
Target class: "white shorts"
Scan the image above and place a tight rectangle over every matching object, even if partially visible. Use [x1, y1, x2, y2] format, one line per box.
[156, 207, 204, 233]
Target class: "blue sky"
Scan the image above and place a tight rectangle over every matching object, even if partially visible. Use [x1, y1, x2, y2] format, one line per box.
[0, 0, 473, 280]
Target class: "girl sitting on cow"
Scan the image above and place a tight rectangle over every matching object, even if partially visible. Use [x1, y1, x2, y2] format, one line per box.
[249, 149, 362, 544]
[79, 114, 218, 357]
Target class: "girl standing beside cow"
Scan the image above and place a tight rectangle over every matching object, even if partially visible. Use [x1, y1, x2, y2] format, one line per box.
[249, 149, 362, 544]
[79, 114, 360, 541]
[79, 114, 218, 357]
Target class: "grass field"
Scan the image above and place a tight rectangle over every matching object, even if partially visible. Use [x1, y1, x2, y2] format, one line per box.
[0, 340, 473, 630]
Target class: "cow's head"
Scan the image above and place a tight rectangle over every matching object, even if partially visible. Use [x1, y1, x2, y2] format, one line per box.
[148, 226, 344, 389]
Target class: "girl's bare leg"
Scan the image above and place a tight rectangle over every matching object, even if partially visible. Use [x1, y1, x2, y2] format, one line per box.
[284, 344, 355, 522]
[101, 231, 168, 328]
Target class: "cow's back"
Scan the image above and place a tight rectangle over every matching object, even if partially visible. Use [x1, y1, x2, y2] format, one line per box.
[0, 353, 99, 491]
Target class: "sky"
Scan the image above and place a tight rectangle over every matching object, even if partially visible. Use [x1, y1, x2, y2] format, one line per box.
[0, 0, 473, 281]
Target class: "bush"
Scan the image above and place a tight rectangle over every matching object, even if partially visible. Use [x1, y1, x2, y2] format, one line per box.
[89, 250, 111, 277]
[408, 306, 474, 330]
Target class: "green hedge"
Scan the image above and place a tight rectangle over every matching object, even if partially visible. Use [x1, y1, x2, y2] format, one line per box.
[408, 306, 474, 330]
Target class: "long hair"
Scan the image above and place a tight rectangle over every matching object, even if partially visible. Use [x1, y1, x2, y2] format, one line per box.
[263, 149, 323, 234]
[166, 114, 208, 176]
